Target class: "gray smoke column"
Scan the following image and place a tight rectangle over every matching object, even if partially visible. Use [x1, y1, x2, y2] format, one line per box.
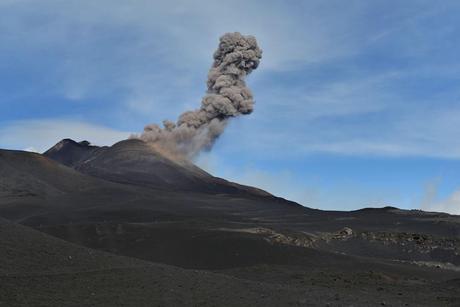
[139, 32, 262, 159]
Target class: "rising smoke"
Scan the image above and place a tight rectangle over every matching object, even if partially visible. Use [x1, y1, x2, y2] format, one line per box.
[138, 32, 262, 159]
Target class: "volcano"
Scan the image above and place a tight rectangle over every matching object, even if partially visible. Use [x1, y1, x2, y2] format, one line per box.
[1, 139, 459, 306]
[44, 138, 272, 196]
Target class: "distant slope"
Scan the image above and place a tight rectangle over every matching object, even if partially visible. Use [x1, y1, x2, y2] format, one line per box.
[0, 147, 301, 225]
[0, 148, 106, 198]
[0, 148, 150, 222]
[43, 138, 104, 167]
[45, 138, 272, 196]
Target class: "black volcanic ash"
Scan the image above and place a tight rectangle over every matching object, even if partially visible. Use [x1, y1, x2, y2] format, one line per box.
[138, 32, 262, 159]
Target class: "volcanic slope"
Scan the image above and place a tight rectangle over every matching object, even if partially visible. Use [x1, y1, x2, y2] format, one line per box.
[44, 138, 271, 196]
[1, 141, 460, 306]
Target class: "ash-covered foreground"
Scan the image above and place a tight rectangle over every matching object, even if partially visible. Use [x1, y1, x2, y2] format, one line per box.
[0, 139, 459, 306]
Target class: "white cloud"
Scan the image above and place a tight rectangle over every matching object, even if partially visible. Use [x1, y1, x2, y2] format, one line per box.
[0, 119, 131, 153]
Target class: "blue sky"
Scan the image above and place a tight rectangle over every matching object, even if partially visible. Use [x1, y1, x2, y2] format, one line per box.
[1, 0, 460, 214]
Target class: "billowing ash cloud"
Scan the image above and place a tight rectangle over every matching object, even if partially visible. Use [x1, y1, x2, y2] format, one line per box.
[138, 32, 262, 159]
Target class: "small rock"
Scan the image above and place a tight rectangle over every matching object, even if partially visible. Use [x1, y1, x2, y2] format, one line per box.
[339, 227, 353, 236]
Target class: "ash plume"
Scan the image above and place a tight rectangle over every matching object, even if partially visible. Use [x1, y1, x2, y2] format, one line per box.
[138, 32, 262, 159]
